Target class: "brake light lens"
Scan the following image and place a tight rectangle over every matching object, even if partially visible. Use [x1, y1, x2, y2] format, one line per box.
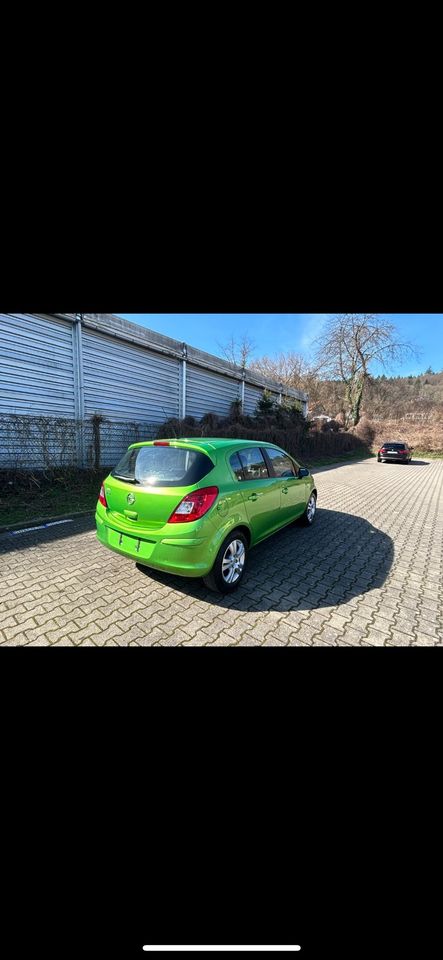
[98, 484, 108, 507]
[380, 448, 386, 453]
[168, 486, 219, 523]
[153, 441, 170, 446]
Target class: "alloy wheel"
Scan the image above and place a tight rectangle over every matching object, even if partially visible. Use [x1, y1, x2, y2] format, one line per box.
[221, 539, 246, 584]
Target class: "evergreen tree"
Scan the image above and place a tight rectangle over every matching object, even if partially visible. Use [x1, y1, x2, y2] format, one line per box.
[255, 390, 276, 417]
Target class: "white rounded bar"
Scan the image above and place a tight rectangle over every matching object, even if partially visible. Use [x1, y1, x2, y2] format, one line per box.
[142, 949, 301, 953]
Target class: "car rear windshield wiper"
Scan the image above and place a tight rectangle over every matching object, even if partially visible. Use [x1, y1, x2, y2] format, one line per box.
[111, 474, 140, 484]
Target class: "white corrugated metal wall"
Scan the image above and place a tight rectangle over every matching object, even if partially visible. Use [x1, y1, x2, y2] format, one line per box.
[0, 313, 76, 416]
[81, 330, 180, 422]
[0, 313, 76, 468]
[243, 383, 268, 416]
[0, 314, 308, 468]
[186, 365, 241, 419]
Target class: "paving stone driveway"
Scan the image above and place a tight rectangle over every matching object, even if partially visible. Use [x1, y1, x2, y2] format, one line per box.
[1, 458, 442, 646]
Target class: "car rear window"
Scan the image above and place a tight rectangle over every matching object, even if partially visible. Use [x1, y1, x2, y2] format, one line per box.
[111, 445, 213, 487]
[382, 443, 407, 450]
[238, 448, 269, 480]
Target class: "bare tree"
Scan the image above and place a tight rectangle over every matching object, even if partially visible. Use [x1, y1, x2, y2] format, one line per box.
[314, 314, 419, 427]
[251, 351, 328, 411]
[251, 351, 309, 388]
[218, 333, 256, 368]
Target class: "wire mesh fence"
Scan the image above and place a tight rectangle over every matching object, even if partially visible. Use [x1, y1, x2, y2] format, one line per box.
[0, 411, 370, 475]
[0, 415, 158, 471]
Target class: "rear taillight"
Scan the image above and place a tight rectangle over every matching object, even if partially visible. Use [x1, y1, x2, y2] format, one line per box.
[168, 486, 219, 523]
[380, 448, 386, 453]
[98, 484, 108, 508]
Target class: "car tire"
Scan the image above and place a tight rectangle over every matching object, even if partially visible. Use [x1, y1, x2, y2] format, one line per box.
[377, 456, 381, 462]
[299, 492, 317, 526]
[203, 530, 248, 594]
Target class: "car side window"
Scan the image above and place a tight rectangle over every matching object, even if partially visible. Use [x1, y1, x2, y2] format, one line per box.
[229, 452, 245, 481]
[264, 448, 297, 478]
[238, 448, 269, 481]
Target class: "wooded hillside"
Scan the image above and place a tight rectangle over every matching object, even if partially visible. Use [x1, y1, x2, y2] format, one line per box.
[308, 371, 443, 452]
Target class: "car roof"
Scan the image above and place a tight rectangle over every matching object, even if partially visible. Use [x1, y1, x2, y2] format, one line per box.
[134, 437, 284, 452]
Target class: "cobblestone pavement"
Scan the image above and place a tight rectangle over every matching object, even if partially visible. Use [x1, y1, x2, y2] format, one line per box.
[1, 459, 442, 646]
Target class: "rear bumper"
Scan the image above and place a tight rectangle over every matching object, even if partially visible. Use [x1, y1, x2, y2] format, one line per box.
[379, 455, 408, 461]
[95, 512, 215, 577]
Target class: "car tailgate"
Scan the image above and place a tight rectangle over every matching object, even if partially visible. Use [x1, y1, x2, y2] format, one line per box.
[103, 476, 189, 532]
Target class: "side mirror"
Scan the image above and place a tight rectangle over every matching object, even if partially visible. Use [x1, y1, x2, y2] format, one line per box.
[298, 467, 310, 478]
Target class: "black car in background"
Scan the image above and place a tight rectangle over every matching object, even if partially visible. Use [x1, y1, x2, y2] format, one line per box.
[377, 441, 413, 463]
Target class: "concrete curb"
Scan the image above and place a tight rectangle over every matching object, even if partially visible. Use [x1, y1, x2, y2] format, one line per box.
[0, 509, 96, 535]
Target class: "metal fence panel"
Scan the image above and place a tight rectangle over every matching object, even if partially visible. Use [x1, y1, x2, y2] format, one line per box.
[82, 329, 181, 423]
[0, 415, 81, 470]
[0, 416, 160, 470]
[91, 421, 158, 468]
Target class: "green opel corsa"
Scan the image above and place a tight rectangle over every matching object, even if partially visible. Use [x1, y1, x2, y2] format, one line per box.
[96, 438, 317, 593]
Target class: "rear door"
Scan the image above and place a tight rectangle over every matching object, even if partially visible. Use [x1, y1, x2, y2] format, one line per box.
[104, 443, 214, 532]
[263, 447, 307, 523]
[104, 475, 185, 530]
[236, 447, 282, 542]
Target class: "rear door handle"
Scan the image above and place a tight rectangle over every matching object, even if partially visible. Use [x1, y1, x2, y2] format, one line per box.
[248, 493, 258, 501]
[281, 486, 288, 494]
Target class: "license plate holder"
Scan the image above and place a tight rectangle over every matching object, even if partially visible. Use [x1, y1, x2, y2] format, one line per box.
[111, 530, 142, 552]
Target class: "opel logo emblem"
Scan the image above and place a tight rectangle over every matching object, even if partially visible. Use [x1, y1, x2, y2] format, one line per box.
[127, 493, 135, 505]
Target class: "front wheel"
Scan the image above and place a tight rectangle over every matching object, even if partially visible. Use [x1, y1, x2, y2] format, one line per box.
[203, 530, 248, 594]
[299, 492, 317, 526]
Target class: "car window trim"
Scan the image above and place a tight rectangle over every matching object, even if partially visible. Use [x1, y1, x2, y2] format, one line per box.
[261, 447, 276, 478]
[228, 451, 246, 482]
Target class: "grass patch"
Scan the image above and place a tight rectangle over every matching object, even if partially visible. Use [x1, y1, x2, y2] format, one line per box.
[411, 450, 443, 459]
[0, 472, 103, 528]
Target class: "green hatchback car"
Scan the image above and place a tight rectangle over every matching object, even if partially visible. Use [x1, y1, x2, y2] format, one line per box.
[96, 438, 317, 593]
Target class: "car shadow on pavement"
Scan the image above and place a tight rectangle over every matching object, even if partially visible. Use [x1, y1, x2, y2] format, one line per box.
[136, 508, 394, 612]
[0, 509, 394, 615]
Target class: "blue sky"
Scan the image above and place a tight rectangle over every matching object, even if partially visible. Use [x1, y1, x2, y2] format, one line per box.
[119, 314, 443, 377]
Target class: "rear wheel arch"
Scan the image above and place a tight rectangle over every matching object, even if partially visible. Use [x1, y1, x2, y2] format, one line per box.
[229, 523, 251, 547]
[212, 519, 252, 554]
[204, 526, 250, 593]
